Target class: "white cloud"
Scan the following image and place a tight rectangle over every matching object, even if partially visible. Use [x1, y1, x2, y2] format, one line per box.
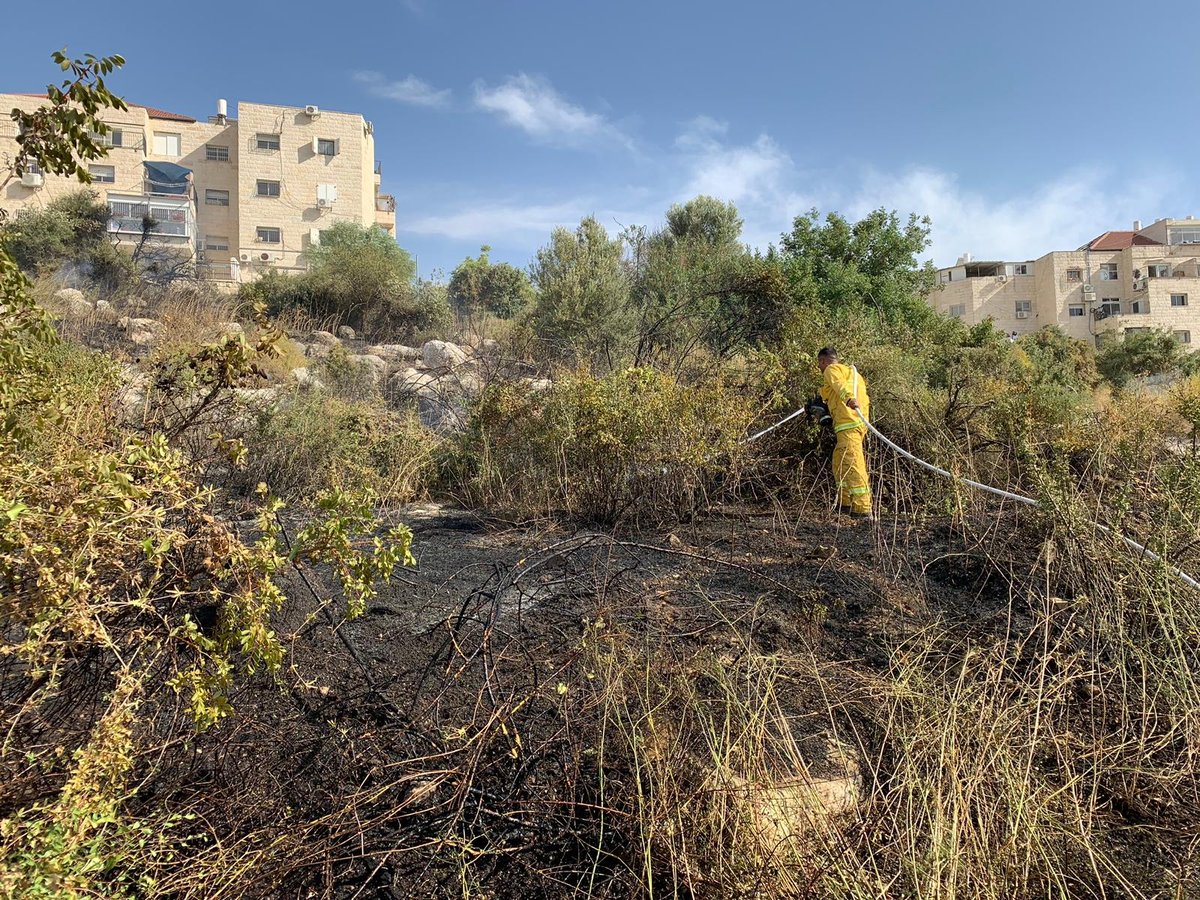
[473, 74, 629, 148]
[354, 71, 451, 108]
[404, 200, 593, 241]
[397, 112, 1181, 273]
[846, 166, 1175, 266]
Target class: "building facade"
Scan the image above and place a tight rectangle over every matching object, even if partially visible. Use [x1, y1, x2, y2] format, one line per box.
[0, 95, 397, 281]
[932, 220, 1200, 346]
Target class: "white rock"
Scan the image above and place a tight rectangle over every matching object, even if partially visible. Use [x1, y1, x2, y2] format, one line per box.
[291, 367, 325, 391]
[56, 288, 91, 313]
[389, 367, 437, 395]
[476, 338, 501, 356]
[125, 318, 163, 347]
[421, 340, 468, 370]
[349, 354, 388, 385]
[366, 343, 421, 363]
[309, 330, 339, 346]
[217, 322, 244, 337]
[336, 325, 357, 340]
[64, 297, 95, 318]
[235, 387, 282, 409]
[528, 378, 553, 393]
[94, 299, 118, 323]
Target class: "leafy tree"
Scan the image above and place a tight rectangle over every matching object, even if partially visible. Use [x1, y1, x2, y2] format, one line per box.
[779, 208, 939, 327]
[662, 195, 743, 249]
[1097, 330, 1191, 389]
[530, 217, 633, 366]
[5, 49, 127, 185]
[630, 197, 787, 366]
[0, 190, 133, 290]
[252, 222, 446, 338]
[448, 245, 534, 321]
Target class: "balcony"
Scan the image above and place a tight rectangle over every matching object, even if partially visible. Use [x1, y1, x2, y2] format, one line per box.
[106, 193, 194, 241]
[375, 193, 396, 231]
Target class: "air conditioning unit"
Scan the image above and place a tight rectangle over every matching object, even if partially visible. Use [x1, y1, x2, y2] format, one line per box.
[1081, 284, 1096, 294]
[239, 253, 251, 262]
[304, 104, 320, 118]
[21, 172, 43, 188]
[1015, 310, 1030, 319]
[259, 252, 271, 262]
[316, 197, 330, 208]
[997, 275, 1008, 283]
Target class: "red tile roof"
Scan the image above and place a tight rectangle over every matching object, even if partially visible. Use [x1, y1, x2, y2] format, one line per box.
[9, 92, 195, 123]
[1081, 230, 1162, 251]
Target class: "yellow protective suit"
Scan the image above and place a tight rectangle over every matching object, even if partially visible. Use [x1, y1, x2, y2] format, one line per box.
[819, 362, 872, 515]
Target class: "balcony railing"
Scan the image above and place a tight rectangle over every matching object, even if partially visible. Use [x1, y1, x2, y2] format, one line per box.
[106, 194, 194, 240]
[375, 194, 396, 213]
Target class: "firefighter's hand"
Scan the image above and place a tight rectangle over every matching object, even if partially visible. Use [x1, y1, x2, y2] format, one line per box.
[846, 397, 859, 410]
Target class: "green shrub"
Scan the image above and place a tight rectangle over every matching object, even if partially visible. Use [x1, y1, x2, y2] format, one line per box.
[449, 367, 755, 526]
[238, 391, 438, 507]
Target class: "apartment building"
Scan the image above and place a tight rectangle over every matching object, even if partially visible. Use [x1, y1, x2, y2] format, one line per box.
[931, 219, 1200, 346]
[0, 94, 397, 281]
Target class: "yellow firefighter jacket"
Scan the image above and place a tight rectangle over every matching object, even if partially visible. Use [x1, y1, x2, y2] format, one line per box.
[819, 362, 870, 434]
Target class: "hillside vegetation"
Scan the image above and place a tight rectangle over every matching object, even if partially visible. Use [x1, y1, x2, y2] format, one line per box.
[3, 52, 1200, 900]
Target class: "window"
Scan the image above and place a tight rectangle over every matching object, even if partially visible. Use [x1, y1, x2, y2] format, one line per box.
[88, 164, 115, 183]
[1175, 330, 1192, 344]
[1066, 268, 1082, 282]
[1099, 263, 1119, 281]
[1132, 299, 1150, 314]
[205, 144, 229, 162]
[1125, 327, 1151, 335]
[256, 133, 280, 151]
[316, 138, 337, 156]
[152, 132, 181, 157]
[1100, 299, 1121, 317]
[948, 303, 965, 318]
[205, 189, 230, 206]
[1014, 264, 1029, 276]
[90, 129, 123, 148]
[256, 226, 281, 244]
[1168, 227, 1200, 245]
[1148, 263, 1170, 278]
[1171, 293, 1188, 307]
[256, 180, 281, 198]
[23, 159, 42, 176]
[204, 235, 230, 252]
[1069, 305, 1085, 317]
[1015, 300, 1032, 317]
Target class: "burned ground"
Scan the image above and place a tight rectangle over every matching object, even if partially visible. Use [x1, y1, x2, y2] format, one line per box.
[39, 490, 1183, 900]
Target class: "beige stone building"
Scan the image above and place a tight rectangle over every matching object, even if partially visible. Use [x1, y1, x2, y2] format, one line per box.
[932, 219, 1200, 346]
[0, 94, 396, 281]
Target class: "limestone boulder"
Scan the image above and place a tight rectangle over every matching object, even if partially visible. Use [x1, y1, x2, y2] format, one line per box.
[336, 325, 357, 340]
[123, 318, 163, 347]
[349, 353, 388, 386]
[292, 367, 325, 391]
[421, 340, 468, 370]
[94, 299, 119, 323]
[309, 330, 339, 346]
[366, 344, 421, 364]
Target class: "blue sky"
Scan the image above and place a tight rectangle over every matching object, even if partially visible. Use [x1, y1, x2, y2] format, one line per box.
[2, 0, 1195, 277]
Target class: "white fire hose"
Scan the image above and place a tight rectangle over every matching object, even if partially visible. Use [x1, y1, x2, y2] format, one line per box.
[743, 402, 1200, 592]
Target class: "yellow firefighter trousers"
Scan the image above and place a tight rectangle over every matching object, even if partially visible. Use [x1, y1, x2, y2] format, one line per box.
[833, 427, 872, 514]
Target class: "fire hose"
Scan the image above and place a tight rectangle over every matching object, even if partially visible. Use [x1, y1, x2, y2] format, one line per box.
[743, 403, 1200, 592]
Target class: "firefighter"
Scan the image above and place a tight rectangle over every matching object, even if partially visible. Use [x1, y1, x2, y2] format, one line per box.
[816, 347, 872, 519]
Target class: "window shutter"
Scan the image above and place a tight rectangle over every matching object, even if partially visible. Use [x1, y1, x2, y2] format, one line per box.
[333, 138, 341, 156]
[311, 137, 319, 154]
